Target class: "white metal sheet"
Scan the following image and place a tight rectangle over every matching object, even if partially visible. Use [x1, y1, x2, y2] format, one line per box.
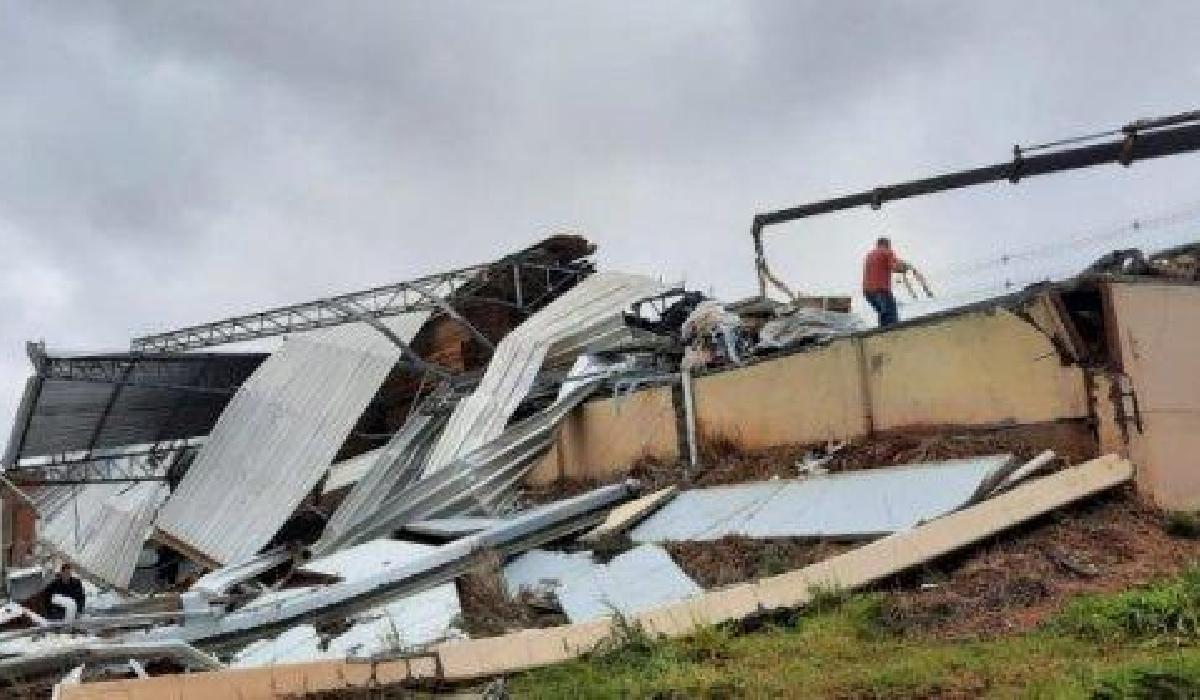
[37, 480, 168, 589]
[630, 455, 1012, 543]
[230, 539, 462, 662]
[504, 545, 701, 623]
[155, 312, 431, 565]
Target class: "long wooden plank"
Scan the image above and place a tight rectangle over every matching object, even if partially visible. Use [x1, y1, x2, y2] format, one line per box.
[62, 456, 1132, 698]
[580, 486, 677, 542]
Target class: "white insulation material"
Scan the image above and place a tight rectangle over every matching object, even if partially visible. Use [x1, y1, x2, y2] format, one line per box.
[504, 545, 701, 623]
[156, 312, 431, 565]
[422, 272, 664, 475]
[630, 455, 1013, 543]
[37, 481, 168, 590]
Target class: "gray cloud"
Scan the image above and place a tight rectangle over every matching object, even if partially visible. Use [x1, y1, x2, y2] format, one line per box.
[2, 1, 1199, 432]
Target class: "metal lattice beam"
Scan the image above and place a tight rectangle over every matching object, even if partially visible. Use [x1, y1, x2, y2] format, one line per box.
[131, 260, 588, 353]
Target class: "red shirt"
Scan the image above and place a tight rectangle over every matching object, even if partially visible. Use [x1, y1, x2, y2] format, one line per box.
[863, 246, 898, 292]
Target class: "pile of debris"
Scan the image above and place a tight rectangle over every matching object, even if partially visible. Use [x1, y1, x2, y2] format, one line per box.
[0, 239, 1189, 698]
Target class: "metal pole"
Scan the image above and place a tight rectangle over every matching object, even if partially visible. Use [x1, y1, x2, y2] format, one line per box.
[681, 368, 699, 471]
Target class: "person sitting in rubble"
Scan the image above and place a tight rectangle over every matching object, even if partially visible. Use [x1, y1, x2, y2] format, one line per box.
[44, 563, 86, 621]
[862, 236, 911, 328]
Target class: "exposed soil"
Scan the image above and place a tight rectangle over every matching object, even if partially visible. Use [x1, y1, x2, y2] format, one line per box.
[874, 486, 1200, 639]
[454, 551, 565, 638]
[822, 422, 1098, 474]
[666, 537, 855, 589]
[656, 485, 1200, 643]
[570, 422, 1102, 496]
[687, 422, 1098, 488]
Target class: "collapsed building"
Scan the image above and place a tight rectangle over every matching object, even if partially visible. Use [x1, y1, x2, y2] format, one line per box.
[1, 113, 1200, 698]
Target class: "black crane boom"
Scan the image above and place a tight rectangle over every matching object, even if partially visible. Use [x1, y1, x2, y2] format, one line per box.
[752, 110, 1200, 298]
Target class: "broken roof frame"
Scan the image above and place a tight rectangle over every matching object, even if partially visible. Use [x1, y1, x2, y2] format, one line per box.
[130, 242, 594, 353]
[3, 345, 266, 473]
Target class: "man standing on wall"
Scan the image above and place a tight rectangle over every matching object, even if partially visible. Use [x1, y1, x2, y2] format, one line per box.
[862, 237, 910, 328]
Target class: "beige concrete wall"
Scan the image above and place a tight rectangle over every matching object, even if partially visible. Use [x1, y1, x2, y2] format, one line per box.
[526, 307, 1092, 483]
[1107, 282, 1200, 509]
[692, 338, 867, 450]
[526, 386, 679, 485]
[864, 308, 1089, 430]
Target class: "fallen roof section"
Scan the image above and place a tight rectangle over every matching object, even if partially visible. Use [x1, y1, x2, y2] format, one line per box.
[315, 377, 607, 556]
[36, 479, 169, 590]
[139, 480, 639, 650]
[630, 454, 1012, 543]
[155, 312, 432, 566]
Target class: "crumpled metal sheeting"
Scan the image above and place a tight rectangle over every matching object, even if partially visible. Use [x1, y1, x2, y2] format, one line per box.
[505, 545, 701, 623]
[317, 380, 603, 555]
[756, 307, 865, 349]
[156, 312, 431, 566]
[191, 548, 293, 596]
[137, 481, 638, 649]
[422, 272, 664, 476]
[314, 412, 445, 556]
[631, 455, 1012, 543]
[37, 480, 168, 590]
[0, 640, 222, 677]
[232, 624, 324, 668]
[322, 446, 385, 495]
[228, 541, 464, 667]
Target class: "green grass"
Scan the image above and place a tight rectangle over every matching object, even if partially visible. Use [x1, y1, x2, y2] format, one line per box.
[1055, 568, 1200, 644]
[508, 571, 1200, 699]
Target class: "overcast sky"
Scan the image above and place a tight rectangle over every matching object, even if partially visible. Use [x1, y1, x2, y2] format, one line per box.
[2, 2, 1200, 435]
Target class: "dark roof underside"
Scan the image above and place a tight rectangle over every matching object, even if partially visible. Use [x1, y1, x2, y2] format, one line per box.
[5, 352, 266, 466]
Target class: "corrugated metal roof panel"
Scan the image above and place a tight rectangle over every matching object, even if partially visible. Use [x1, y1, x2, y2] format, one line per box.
[155, 312, 431, 566]
[630, 455, 1012, 542]
[37, 480, 168, 589]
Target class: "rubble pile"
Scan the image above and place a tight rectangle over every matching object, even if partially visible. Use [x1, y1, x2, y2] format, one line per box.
[0, 239, 1193, 698]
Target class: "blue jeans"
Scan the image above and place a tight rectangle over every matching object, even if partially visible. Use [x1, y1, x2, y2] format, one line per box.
[864, 290, 899, 328]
